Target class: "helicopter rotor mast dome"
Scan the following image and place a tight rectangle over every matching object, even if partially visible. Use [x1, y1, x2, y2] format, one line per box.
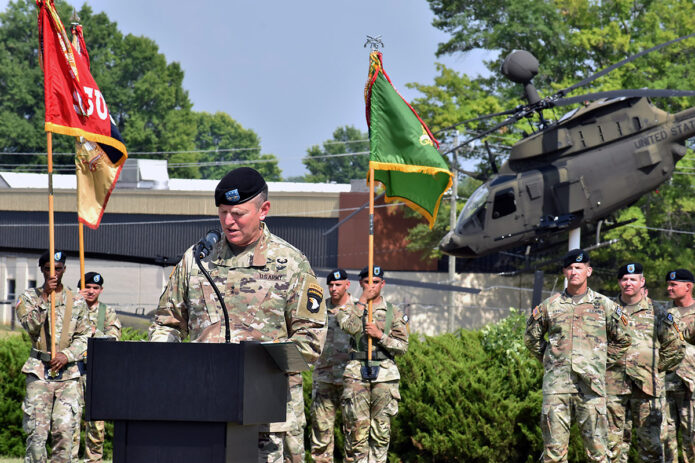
[501, 49, 541, 105]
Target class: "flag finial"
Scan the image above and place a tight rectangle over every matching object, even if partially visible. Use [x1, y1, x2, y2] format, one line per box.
[70, 9, 80, 25]
[364, 35, 384, 51]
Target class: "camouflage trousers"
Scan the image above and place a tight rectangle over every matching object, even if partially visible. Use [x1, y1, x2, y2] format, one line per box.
[341, 378, 399, 463]
[310, 381, 343, 463]
[283, 376, 306, 463]
[664, 388, 695, 463]
[541, 391, 609, 463]
[259, 430, 285, 463]
[22, 374, 81, 463]
[606, 390, 665, 463]
[72, 375, 106, 462]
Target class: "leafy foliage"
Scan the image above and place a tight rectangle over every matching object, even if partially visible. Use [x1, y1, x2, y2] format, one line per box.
[302, 126, 369, 183]
[0, 0, 279, 179]
[0, 332, 31, 457]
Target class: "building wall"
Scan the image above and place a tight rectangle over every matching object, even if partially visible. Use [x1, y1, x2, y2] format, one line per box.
[337, 192, 437, 271]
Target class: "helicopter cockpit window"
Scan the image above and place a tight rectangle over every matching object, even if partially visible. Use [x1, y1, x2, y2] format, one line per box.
[456, 183, 489, 234]
[460, 184, 489, 222]
[492, 188, 516, 219]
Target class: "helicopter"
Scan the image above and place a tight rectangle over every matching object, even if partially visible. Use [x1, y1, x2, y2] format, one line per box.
[439, 33, 695, 259]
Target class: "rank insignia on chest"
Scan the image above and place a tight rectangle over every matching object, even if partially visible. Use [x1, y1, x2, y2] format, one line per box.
[615, 307, 628, 326]
[306, 284, 323, 313]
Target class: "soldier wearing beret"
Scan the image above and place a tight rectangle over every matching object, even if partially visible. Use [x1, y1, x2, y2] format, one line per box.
[15, 251, 90, 462]
[310, 269, 354, 462]
[524, 249, 631, 463]
[72, 272, 121, 463]
[663, 269, 695, 463]
[604, 263, 683, 463]
[336, 265, 409, 463]
[149, 167, 327, 462]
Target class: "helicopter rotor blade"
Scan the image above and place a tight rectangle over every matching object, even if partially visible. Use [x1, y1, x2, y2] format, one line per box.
[554, 89, 695, 107]
[441, 113, 522, 155]
[557, 32, 695, 97]
[435, 107, 520, 135]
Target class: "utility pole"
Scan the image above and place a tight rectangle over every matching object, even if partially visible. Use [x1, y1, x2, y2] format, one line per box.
[447, 132, 459, 332]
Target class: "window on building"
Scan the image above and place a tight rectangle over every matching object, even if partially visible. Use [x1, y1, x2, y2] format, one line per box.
[7, 279, 16, 302]
[28, 280, 37, 289]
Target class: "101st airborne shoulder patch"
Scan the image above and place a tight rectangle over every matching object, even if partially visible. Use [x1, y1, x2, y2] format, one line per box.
[296, 277, 326, 321]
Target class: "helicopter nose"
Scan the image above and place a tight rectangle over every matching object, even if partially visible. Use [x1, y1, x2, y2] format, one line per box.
[439, 231, 478, 258]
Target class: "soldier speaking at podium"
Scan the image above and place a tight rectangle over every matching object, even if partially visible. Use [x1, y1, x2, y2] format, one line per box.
[149, 167, 327, 462]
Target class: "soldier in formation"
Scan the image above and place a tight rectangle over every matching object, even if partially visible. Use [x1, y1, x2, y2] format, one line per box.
[663, 269, 695, 462]
[310, 268, 354, 462]
[149, 167, 327, 462]
[604, 263, 683, 462]
[72, 271, 122, 463]
[336, 265, 409, 463]
[525, 249, 632, 463]
[15, 251, 90, 462]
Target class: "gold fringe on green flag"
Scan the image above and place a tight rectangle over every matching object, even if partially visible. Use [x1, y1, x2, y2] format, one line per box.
[365, 51, 453, 229]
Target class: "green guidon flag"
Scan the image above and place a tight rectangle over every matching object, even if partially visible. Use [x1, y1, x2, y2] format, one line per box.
[365, 50, 453, 229]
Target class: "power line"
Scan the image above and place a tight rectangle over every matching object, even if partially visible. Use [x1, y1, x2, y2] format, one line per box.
[627, 224, 695, 235]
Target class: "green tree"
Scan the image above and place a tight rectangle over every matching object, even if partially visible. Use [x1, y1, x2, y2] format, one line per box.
[0, 0, 279, 180]
[193, 111, 280, 181]
[303, 126, 368, 183]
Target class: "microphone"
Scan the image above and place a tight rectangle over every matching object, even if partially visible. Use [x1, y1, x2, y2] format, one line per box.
[196, 230, 221, 259]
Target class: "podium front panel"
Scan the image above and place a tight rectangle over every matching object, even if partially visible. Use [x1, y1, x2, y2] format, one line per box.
[87, 339, 285, 424]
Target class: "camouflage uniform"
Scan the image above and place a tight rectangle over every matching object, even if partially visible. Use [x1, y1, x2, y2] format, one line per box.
[336, 298, 409, 463]
[310, 297, 354, 462]
[73, 301, 122, 462]
[283, 372, 306, 463]
[149, 223, 327, 463]
[15, 287, 90, 463]
[605, 296, 683, 463]
[664, 302, 695, 463]
[524, 288, 631, 463]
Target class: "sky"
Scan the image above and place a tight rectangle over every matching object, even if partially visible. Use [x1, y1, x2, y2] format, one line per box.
[2, 0, 491, 178]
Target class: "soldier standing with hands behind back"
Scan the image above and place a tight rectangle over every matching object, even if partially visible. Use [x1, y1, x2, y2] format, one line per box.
[525, 249, 631, 463]
[604, 263, 683, 462]
[72, 272, 122, 463]
[663, 269, 695, 463]
[310, 269, 354, 462]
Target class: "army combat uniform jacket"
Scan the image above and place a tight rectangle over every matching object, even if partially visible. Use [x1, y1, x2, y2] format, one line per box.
[606, 296, 683, 397]
[313, 297, 353, 385]
[667, 303, 695, 393]
[150, 224, 327, 361]
[336, 298, 409, 383]
[15, 287, 90, 381]
[525, 288, 631, 396]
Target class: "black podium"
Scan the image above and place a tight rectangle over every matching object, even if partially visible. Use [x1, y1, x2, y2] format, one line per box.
[85, 338, 306, 463]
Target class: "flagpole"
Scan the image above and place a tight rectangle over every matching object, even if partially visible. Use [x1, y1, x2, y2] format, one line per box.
[47, 131, 56, 360]
[367, 163, 375, 364]
[79, 222, 85, 290]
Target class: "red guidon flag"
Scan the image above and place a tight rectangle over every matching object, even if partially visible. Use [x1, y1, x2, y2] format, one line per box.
[37, 0, 127, 166]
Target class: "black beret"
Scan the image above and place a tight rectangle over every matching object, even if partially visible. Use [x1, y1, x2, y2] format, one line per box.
[666, 269, 694, 283]
[359, 265, 385, 280]
[563, 248, 590, 268]
[39, 250, 66, 267]
[617, 263, 643, 279]
[214, 167, 267, 207]
[327, 268, 348, 284]
[78, 272, 104, 287]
